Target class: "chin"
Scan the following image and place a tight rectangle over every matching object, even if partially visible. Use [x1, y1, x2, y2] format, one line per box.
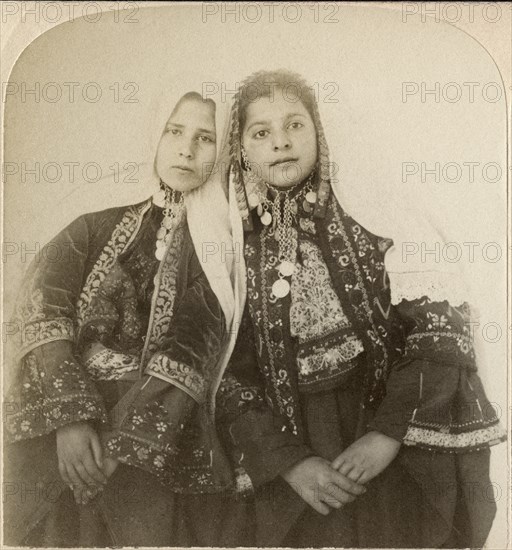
[268, 175, 302, 189]
[161, 171, 203, 193]
[268, 166, 308, 189]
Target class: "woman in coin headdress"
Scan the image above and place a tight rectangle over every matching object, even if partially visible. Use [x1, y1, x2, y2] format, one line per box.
[214, 69, 506, 548]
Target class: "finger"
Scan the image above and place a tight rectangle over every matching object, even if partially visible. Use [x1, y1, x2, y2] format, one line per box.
[82, 454, 107, 485]
[308, 496, 331, 516]
[322, 482, 356, 506]
[74, 461, 100, 488]
[66, 463, 86, 491]
[347, 466, 366, 483]
[90, 433, 104, 470]
[319, 490, 344, 510]
[331, 453, 347, 470]
[66, 465, 86, 504]
[337, 461, 355, 477]
[329, 470, 367, 496]
[58, 460, 72, 488]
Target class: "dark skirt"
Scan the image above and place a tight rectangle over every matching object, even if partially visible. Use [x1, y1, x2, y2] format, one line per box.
[233, 368, 496, 548]
[3, 435, 243, 547]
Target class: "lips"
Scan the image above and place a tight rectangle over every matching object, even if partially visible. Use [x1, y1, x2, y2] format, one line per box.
[172, 165, 194, 173]
[270, 157, 299, 167]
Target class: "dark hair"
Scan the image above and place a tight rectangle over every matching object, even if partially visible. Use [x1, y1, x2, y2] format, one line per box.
[237, 69, 317, 133]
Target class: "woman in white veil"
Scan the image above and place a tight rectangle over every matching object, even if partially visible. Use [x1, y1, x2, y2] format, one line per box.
[3, 74, 239, 547]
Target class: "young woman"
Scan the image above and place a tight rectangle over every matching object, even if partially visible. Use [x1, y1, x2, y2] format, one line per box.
[4, 89, 238, 547]
[215, 69, 506, 548]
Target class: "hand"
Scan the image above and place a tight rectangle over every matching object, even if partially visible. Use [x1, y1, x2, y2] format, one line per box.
[56, 421, 107, 504]
[331, 431, 401, 485]
[79, 456, 120, 506]
[281, 456, 367, 515]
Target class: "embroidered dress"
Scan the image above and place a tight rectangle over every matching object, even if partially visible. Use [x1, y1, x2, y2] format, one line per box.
[214, 71, 506, 548]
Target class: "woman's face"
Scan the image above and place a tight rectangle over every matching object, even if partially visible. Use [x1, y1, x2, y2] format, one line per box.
[242, 93, 317, 188]
[155, 98, 216, 192]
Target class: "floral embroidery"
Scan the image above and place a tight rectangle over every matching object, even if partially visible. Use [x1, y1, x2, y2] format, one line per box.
[321, 197, 398, 407]
[290, 239, 355, 343]
[141, 212, 186, 361]
[216, 373, 263, 414]
[297, 336, 364, 391]
[5, 355, 106, 442]
[146, 353, 206, 403]
[83, 348, 139, 381]
[76, 201, 150, 330]
[14, 318, 75, 361]
[400, 298, 476, 364]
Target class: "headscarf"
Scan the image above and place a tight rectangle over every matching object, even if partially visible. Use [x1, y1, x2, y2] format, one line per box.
[219, 69, 477, 413]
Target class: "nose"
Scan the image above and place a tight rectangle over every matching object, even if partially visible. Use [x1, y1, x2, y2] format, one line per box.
[179, 139, 194, 159]
[272, 130, 291, 151]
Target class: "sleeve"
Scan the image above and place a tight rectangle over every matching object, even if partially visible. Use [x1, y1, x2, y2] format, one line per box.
[368, 271, 506, 453]
[216, 308, 313, 489]
[5, 216, 107, 443]
[102, 376, 196, 478]
[102, 268, 225, 478]
[4, 341, 106, 442]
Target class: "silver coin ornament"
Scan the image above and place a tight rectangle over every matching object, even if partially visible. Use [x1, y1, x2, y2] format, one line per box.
[261, 211, 272, 226]
[163, 217, 174, 229]
[303, 200, 312, 213]
[156, 227, 167, 240]
[272, 278, 290, 298]
[155, 247, 165, 261]
[278, 260, 295, 277]
[257, 204, 264, 217]
[306, 191, 317, 204]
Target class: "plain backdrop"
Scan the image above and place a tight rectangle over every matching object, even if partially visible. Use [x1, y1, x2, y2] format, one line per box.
[3, 4, 509, 547]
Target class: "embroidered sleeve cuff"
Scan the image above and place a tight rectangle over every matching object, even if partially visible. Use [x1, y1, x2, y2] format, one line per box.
[368, 358, 507, 453]
[145, 353, 207, 404]
[5, 343, 106, 442]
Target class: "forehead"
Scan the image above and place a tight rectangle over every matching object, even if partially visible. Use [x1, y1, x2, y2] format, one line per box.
[244, 94, 310, 125]
[168, 98, 215, 128]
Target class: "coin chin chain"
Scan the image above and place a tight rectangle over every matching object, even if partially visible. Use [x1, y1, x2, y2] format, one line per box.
[247, 172, 316, 299]
[155, 184, 184, 261]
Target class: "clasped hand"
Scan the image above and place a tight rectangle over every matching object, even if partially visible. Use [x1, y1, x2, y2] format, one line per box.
[56, 421, 118, 505]
[281, 431, 400, 515]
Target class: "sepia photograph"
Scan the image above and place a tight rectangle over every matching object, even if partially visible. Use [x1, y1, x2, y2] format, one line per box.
[1, 2, 510, 548]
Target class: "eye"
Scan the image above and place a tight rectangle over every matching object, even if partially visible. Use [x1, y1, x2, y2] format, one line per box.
[288, 121, 304, 130]
[166, 127, 181, 136]
[253, 129, 269, 139]
[197, 135, 214, 143]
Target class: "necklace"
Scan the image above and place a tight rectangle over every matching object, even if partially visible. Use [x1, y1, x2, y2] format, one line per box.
[248, 172, 316, 299]
[155, 183, 184, 261]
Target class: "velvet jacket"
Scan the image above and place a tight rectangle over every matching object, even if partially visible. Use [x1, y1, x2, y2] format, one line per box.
[5, 198, 234, 494]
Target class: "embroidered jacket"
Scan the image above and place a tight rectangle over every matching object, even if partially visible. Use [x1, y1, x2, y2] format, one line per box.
[217, 191, 506, 489]
[5, 199, 233, 493]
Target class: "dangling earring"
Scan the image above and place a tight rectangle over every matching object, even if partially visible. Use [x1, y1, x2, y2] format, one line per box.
[155, 182, 184, 261]
[240, 146, 250, 171]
